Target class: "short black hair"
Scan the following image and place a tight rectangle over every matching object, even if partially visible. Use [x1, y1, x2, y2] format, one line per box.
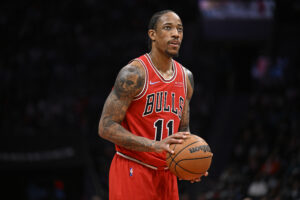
[147, 10, 176, 51]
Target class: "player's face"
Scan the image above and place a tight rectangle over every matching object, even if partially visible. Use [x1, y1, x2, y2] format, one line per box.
[150, 12, 183, 57]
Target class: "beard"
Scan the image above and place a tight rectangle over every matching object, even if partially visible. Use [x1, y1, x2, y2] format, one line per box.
[165, 49, 179, 58]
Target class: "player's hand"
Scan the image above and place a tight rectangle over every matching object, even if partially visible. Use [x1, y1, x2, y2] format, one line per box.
[190, 171, 208, 183]
[179, 171, 209, 183]
[153, 132, 190, 153]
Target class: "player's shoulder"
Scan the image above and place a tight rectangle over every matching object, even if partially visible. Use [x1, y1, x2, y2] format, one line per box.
[173, 60, 193, 86]
[173, 59, 192, 77]
[128, 59, 145, 71]
[118, 59, 145, 81]
[114, 59, 146, 98]
[180, 65, 194, 98]
[179, 65, 193, 81]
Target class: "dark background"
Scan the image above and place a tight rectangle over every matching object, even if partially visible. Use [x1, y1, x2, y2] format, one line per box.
[1, 0, 300, 199]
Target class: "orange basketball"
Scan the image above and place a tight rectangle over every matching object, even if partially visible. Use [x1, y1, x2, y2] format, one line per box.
[166, 134, 213, 180]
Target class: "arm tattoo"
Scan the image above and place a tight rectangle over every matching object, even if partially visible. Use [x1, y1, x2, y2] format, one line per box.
[187, 70, 194, 90]
[102, 115, 156, 151]
[99, 64, 157, 152]
[114, 65, 144, 99]
[178, 68, 194, 132]
[178, 100, 190, 132]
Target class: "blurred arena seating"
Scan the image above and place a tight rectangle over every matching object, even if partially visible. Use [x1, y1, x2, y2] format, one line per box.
[1, 0, 299, 199]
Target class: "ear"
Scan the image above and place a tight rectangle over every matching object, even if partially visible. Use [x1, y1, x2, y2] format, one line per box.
[148, 29, 156, 42]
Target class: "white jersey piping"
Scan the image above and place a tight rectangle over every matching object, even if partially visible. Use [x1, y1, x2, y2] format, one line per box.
[179, 64, 187, 98]
[117, 151, 169, 170]
[133, 58, 149, 101]
[145, 53, 177, 83]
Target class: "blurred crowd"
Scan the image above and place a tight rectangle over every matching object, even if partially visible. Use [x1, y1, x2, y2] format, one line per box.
[1, 0, 300, 200]
[0, 0, 198, 137]
[198, 88, 300, 199]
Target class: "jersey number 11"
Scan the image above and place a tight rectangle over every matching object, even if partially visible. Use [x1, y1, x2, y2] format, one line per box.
[154, 119, 174, 141]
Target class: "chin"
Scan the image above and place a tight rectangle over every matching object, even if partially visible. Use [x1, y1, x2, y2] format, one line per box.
[166, 50, 179, 58]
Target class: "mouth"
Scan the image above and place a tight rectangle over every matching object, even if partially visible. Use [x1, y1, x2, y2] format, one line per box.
[168, 40, 181, 47]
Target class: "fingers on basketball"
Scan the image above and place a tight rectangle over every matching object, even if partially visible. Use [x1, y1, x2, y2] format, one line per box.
[166, 134, 213, 181]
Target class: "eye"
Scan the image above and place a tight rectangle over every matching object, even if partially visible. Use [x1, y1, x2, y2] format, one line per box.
[177, 27, 183, 32]
[163, 26, 171, 30]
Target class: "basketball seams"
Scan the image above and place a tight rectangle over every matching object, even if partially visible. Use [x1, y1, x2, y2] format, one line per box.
[174, 156, 212, 177]
[175, 163, 206, 176]
[166, 143, 177, 169]
[166, 135, 213, 180]
[177, 155, 213, 161]
[166, 143, 177, 160]
[168, 140, 201, 167]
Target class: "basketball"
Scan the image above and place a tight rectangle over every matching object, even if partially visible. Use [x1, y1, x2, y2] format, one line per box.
[166, 134, 213, 180]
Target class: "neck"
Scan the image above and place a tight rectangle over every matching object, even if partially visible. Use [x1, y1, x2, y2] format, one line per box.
[149, 49, 173, 73]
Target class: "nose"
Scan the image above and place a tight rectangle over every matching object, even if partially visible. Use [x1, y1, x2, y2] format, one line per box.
[171, 28, 180, 38]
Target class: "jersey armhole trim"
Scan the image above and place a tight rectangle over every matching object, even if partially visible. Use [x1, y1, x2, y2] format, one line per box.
[133, 59, 148, 101]
[179, 64, 187, 98]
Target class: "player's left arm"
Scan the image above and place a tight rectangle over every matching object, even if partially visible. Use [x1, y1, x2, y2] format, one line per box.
[178, 67, 194, 132]
[179, 67, 209, 183]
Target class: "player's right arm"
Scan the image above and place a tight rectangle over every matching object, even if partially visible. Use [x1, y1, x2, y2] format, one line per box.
[98, 61, 186, 153]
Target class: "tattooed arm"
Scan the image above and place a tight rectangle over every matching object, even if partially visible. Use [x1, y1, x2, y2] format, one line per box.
[178, 67, 194, 132]
[178, 68, 209, 183]
[178, 67, 209, 183]
[99, 61, 186, 153]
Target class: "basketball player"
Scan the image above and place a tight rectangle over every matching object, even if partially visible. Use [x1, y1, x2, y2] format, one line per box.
[99, 10, 208, 200]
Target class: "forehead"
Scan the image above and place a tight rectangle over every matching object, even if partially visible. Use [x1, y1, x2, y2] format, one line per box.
[157, 12, 182, 26]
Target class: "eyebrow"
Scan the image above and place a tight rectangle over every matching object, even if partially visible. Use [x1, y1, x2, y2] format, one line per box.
[162, 22, 183, 26]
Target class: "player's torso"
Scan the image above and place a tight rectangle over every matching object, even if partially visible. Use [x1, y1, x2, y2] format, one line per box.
[125, 54, 187, 140]
[118, 53, 187, 168]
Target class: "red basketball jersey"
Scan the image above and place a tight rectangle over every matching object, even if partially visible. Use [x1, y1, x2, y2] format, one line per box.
[116, 53, 187, 169]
